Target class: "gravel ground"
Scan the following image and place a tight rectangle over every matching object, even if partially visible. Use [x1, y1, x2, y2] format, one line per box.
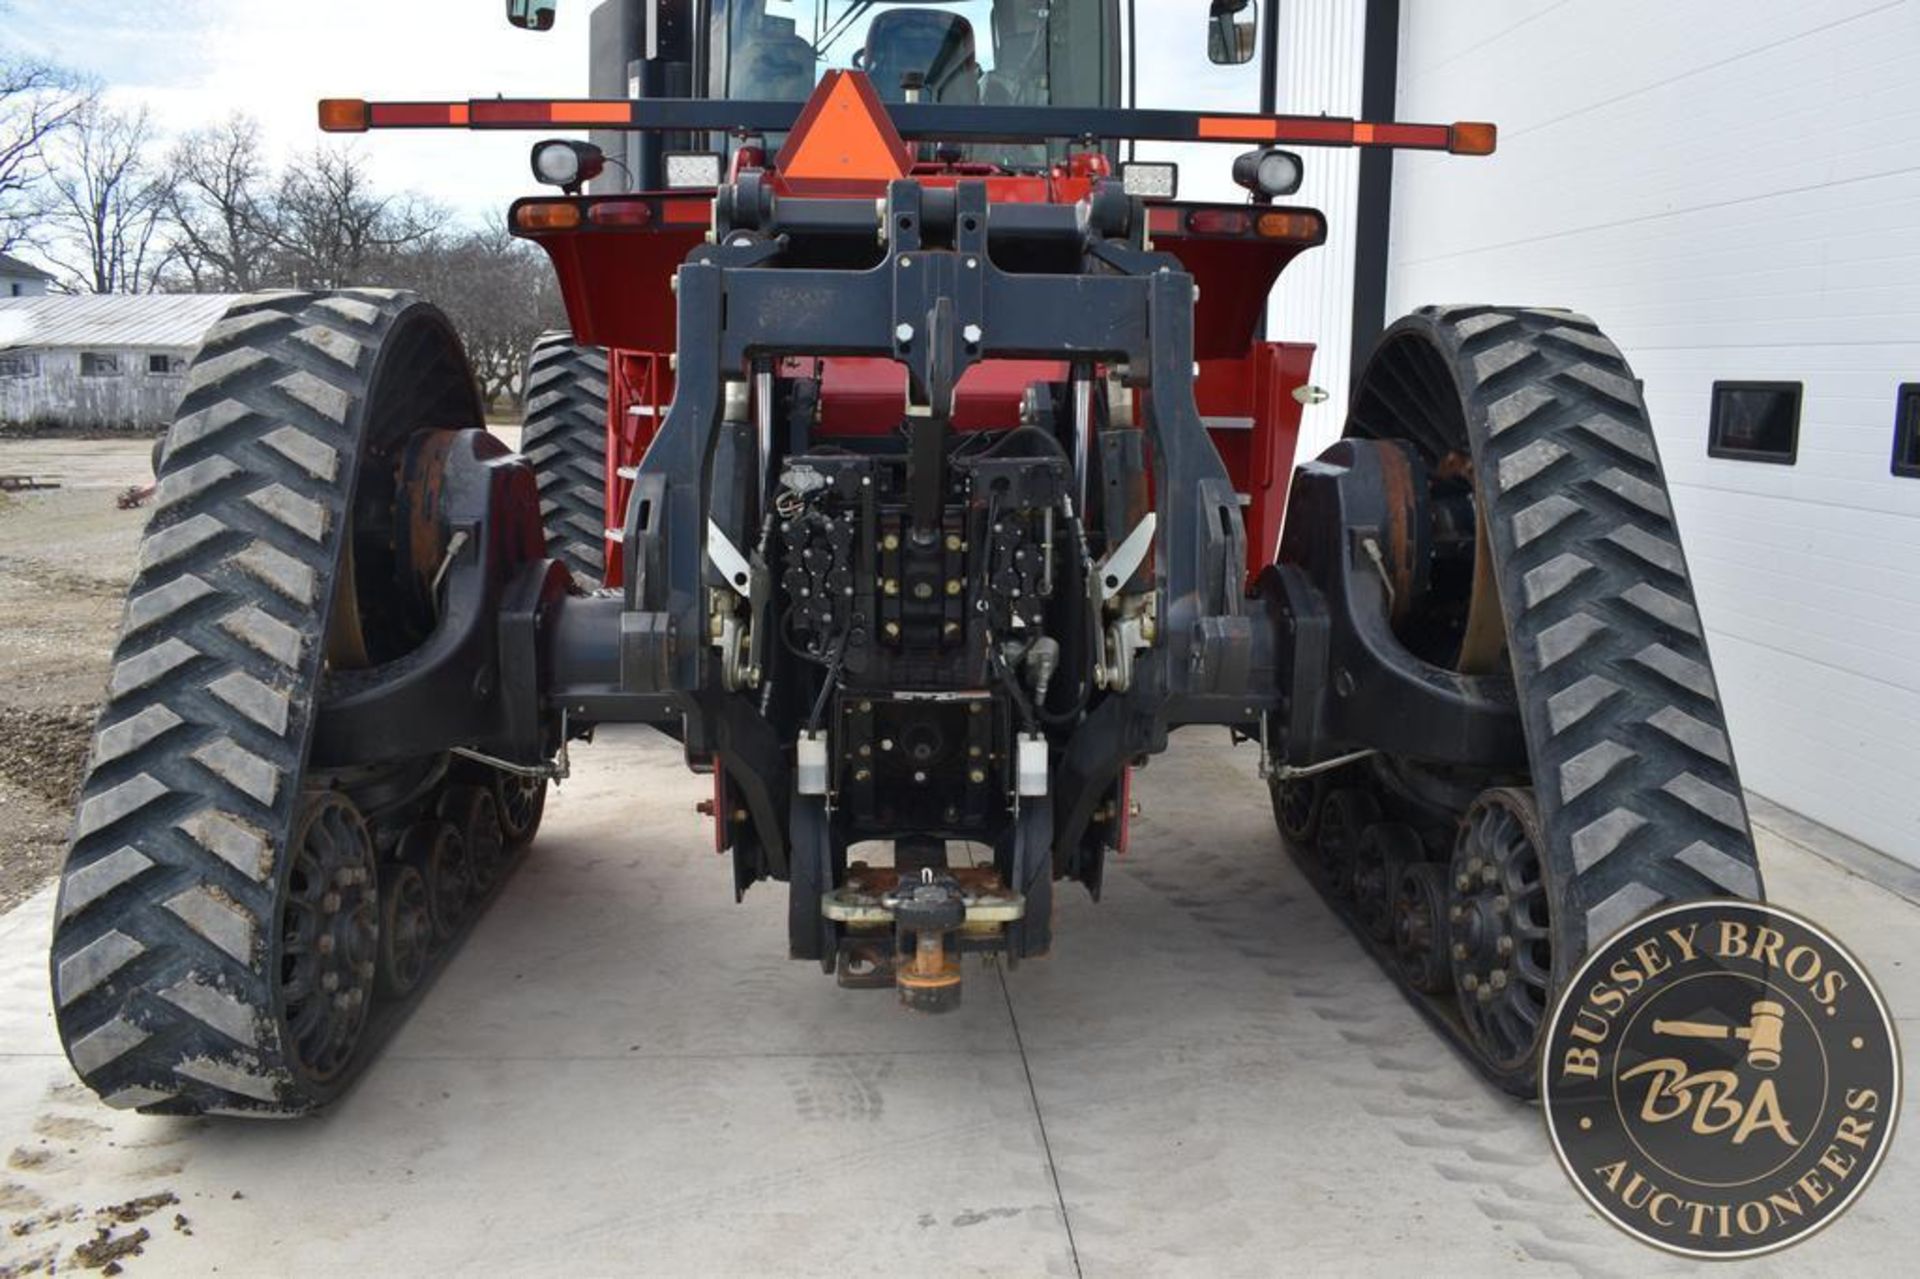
[0, 440, 151, 913]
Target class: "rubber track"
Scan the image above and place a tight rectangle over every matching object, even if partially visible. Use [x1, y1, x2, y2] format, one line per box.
[520, 332, 609, 584]
[48, 290, 456, 1115]
[1399, 305, 1765, 954]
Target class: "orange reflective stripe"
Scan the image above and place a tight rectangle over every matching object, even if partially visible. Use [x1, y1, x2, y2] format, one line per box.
[1197, 116, 1279, 141]
[551, 102, 634, 125]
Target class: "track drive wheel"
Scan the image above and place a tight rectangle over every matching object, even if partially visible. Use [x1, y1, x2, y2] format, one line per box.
[48, 290, 498, 1115]
[1391, 862, 1453, 995]
[1346, 305, 1764, 1091]
[520, 331, 609, 586]
[1270, 772, 1325, 847]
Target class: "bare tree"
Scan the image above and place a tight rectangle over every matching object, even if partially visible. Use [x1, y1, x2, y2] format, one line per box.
[42, 102, 173, 293]
[271, 146, 438, 288]
[381, 221, 565, 408]
[161, 113, 279, 291]
[0, 54, 90, 255]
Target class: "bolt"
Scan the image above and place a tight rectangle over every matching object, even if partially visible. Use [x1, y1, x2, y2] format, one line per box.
[895, 322, 914, 344]
[1493, 894, 1510, 914]
[884, 579, 900, 596]
[1482, 863, 1500, 887]
[943, 621, 961, 639]
[317, 934, 335, 957]
[945, 578, 962, 596]
[357, 961, 376, 980]
[1489, 970, 1509, 991]
[969, 769, 987, 784]
[913, 581, 933, 600]
[855, 768, 871, 782]
[944, 534, 962, 552]
[1455, 873, 1471, 892]
[882, 532, 900, 551]
[962, 323, 983, 345]
[1128, 800, 1142, 817]
[322, 971, 340, 993]
[321, 892, 341, 914]
[1496, 935, 1514, 956]
[859, 700, 873, 713]
[968, 702, 984, 715]
[966, 257, 978, 269]
[732, 808, 748, 822]
[1466, 858, 1484, 877]
[1477, 983, 1494, 1003]
[695, 799, 715, 816]
[1448, 905, 1465, 924]
[883, 621, 901, 639]
[1460, 972, 1478, 991]
[1452, 943, 1469, 962]
[968, 745, 983, 758]
[880, 737, 895, 750]
[913, 770, 928, 784]
[858, 743, 872, 757]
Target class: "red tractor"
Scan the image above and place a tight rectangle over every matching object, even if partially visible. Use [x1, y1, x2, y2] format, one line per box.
[49, 0, 1761, 1115]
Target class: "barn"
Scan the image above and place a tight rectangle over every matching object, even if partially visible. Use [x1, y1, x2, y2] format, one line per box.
[1145, 0, 1920, 871]
[0, 293, 244, 432]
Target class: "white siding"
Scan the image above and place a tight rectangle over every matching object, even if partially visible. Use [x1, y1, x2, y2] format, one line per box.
[1267, 0, 1365, 461]
[1391, 0, 1920, 866]
[1130, 1, 1364, 460]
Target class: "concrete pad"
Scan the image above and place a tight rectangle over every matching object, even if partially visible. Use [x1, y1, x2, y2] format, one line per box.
[3, 730, 1917, 1276]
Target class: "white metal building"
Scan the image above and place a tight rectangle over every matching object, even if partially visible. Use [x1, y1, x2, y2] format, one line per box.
[0, 253, 53, 299]
[1200, 0, 1920, 868]
[0, 294, 243, 432]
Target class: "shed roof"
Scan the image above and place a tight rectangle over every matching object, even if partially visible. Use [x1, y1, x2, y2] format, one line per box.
[0, 252, 55, 282]
[0, 293, 247, 351]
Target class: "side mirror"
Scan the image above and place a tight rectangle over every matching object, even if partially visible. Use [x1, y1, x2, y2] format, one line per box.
[1208, 0, 1258, 66]
[507, 0, 558, 31]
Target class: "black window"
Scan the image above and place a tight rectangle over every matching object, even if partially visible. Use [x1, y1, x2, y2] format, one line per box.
[147, 353, 184, 375]
[1894, 384, 1920, 479]
[80, 352, 122, 378]
[1708, 381, 1800, 464]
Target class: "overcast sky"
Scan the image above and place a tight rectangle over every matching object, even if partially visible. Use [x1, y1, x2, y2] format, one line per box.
[8, 0, 1259, 225]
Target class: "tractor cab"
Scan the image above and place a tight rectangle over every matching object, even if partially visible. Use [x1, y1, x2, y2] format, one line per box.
[585, 0, 1124, 189]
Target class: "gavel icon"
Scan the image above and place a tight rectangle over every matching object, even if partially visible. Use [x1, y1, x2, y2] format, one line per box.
[1652, 1000, 1786, 1071]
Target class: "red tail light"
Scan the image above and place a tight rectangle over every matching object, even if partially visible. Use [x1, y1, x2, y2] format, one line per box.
[1186, 209, 1251, 236]
[588, 201, 654, 228]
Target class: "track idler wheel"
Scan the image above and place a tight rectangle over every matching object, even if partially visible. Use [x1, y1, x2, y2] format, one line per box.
[1391, 862, 1453, 995]
[493, 770, 549, 849]
[1354, 823, 1420, 943]
[1448, 788, 1555, 1090]
[441, 786, 508, 897]
[376, 862, 434, 999]
[402, 820, 471, 944]
[1316, 788, 1381, 900]
[1271, 773, 1325, 846]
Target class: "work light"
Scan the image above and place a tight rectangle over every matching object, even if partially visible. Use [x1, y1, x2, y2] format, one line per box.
[1232, 148, 1303, 200]
[530, 139, 604, 193]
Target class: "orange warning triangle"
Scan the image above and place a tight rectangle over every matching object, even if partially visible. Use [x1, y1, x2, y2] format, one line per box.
[775, 70, 913, 190]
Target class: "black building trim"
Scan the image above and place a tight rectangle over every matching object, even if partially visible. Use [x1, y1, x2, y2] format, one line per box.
[1350, 0, 1400, 393]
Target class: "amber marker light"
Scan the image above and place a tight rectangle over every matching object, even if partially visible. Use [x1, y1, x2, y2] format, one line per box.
[1449, 122, 1498, 156]
[1256, 211, 1322, 241]
[318, 99, 370, 133]
[513, 201, 583, 232]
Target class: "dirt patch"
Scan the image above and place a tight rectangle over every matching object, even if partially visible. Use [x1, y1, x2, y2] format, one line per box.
[0, 708, 92, 810]
[0, 483, 140, 914]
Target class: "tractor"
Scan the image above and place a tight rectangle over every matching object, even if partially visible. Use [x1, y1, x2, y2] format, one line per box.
[48, 0, 1761, 1115]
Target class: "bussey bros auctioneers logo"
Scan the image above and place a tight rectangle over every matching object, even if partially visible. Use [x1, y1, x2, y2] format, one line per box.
[1540, 901, 1899, 1258]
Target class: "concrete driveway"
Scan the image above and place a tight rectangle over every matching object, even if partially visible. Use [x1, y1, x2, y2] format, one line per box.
[2, 731, 1914, 1276]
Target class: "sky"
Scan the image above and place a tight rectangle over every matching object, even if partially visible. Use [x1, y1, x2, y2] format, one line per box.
[6, 0, 1259, 227]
